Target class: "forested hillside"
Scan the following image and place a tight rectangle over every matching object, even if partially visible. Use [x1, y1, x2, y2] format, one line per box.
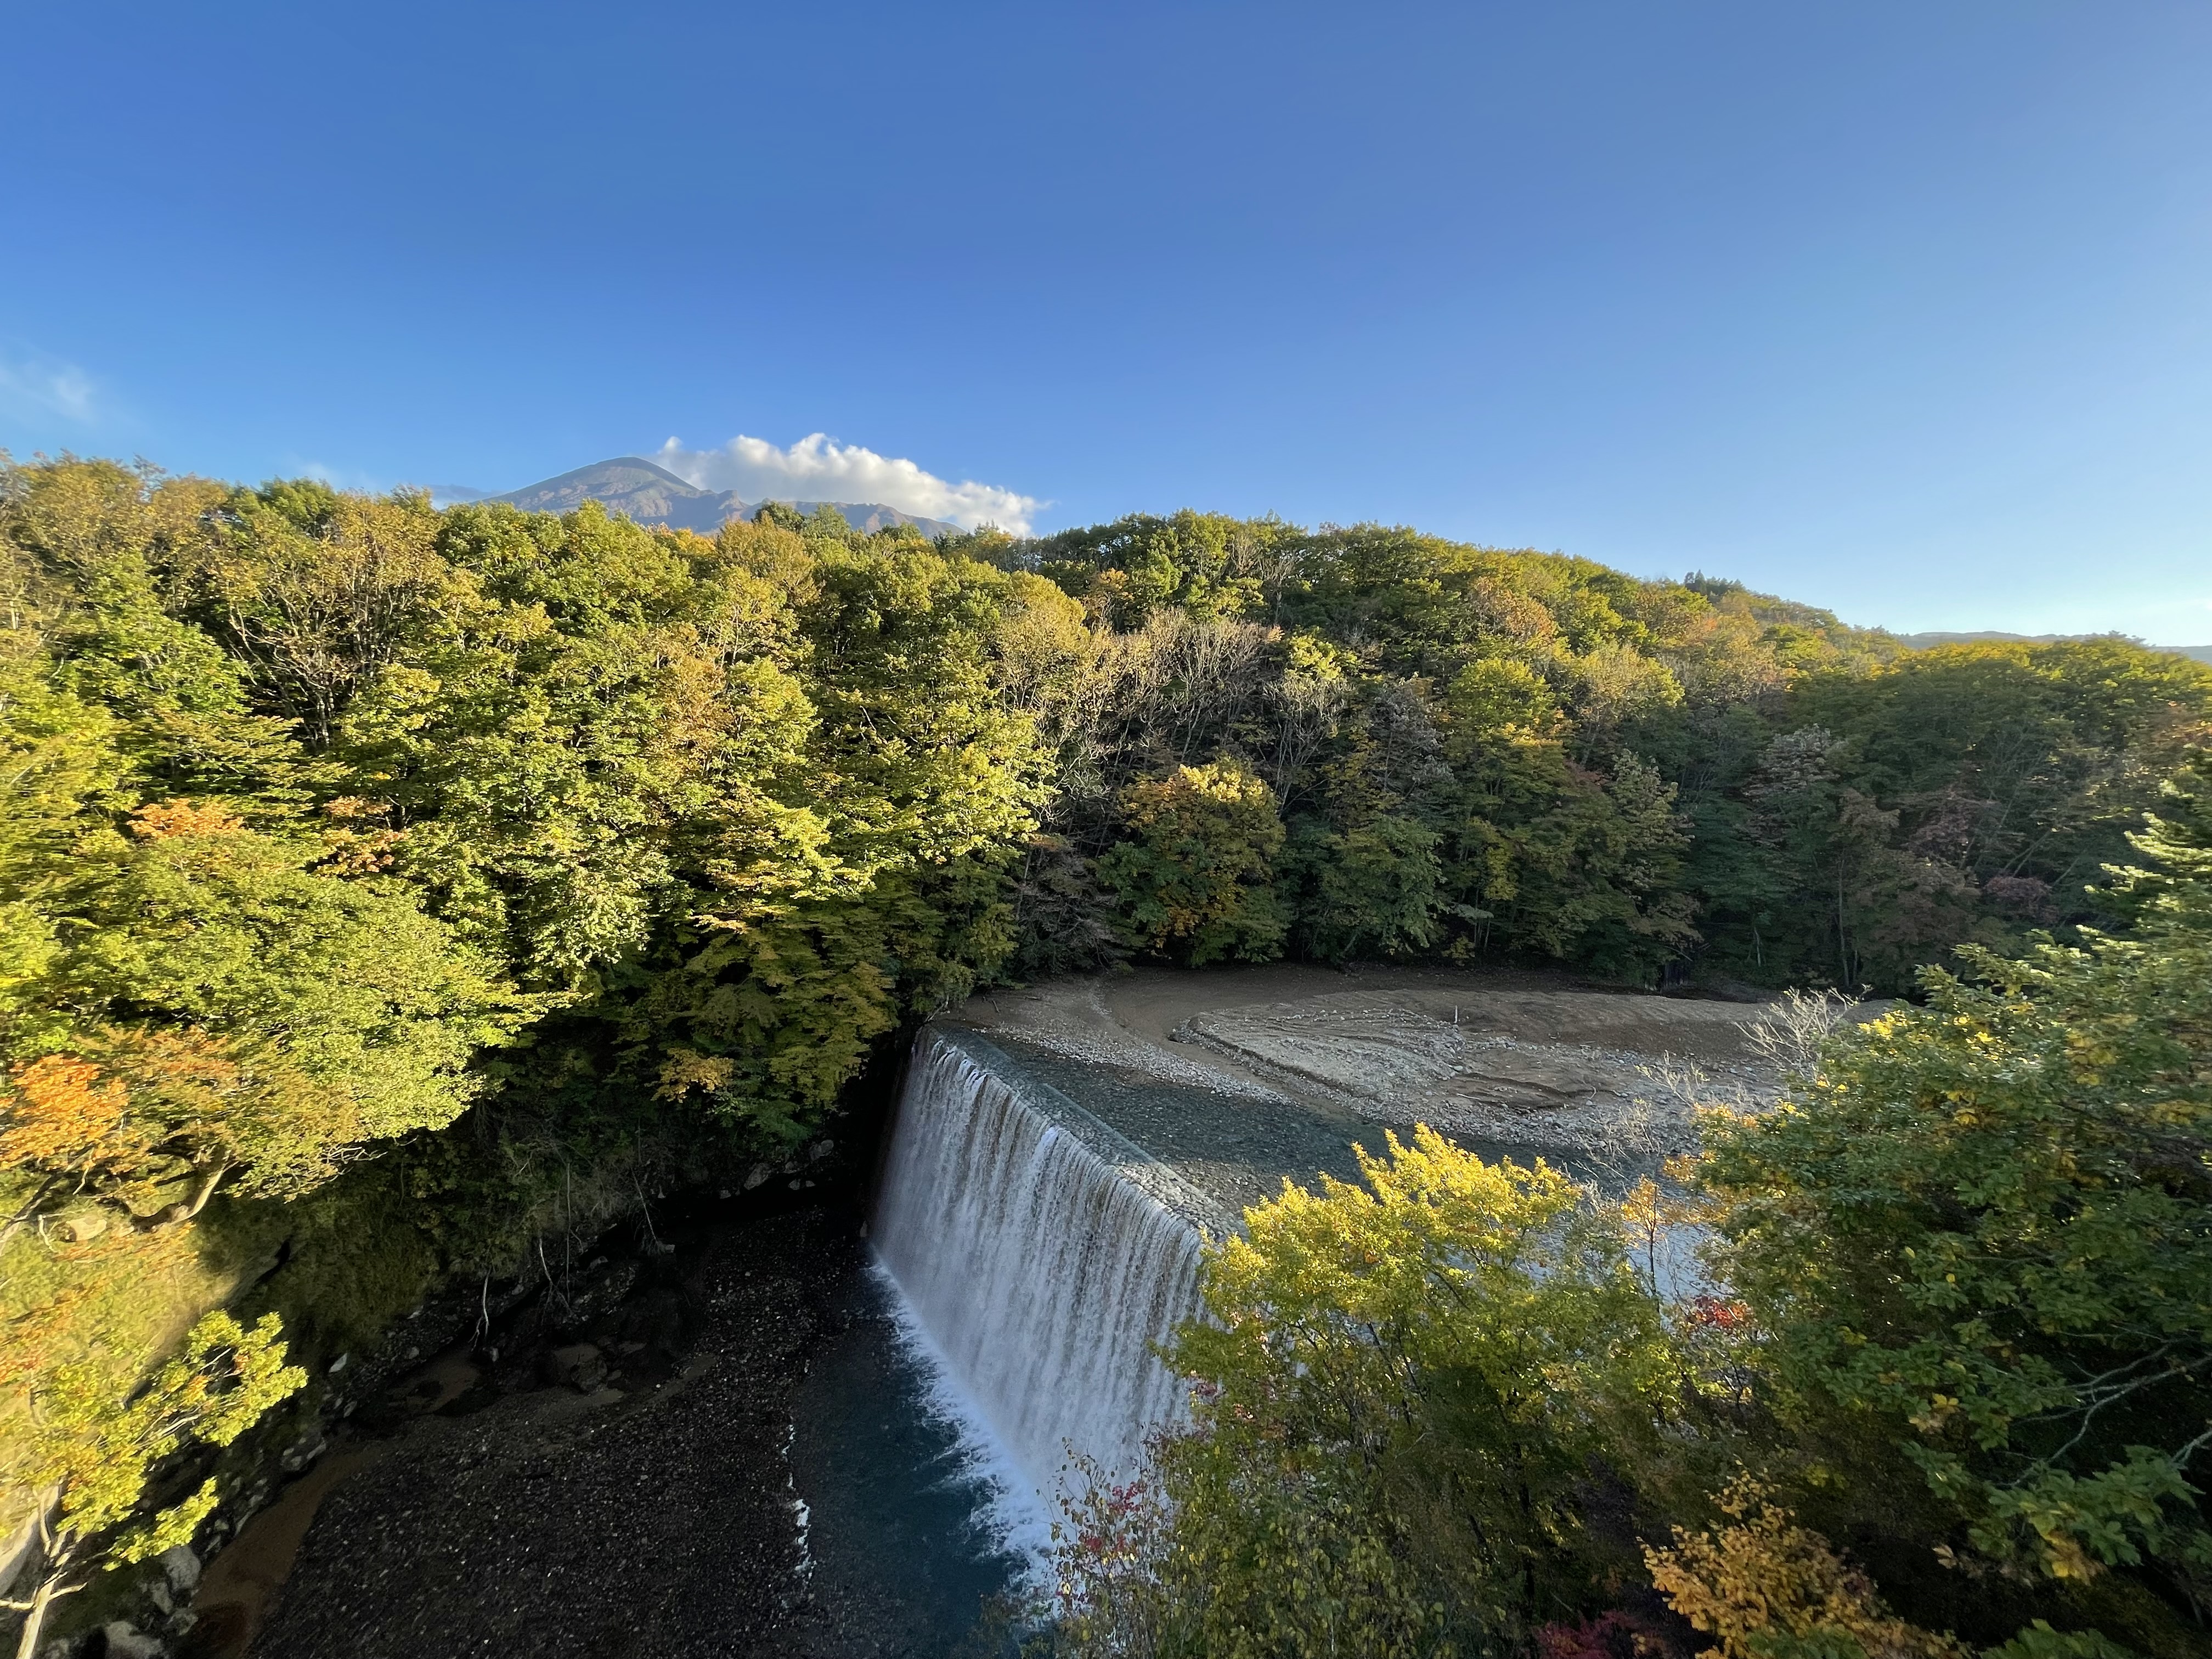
[3, 457, 2209, 1649]
[1001, 512, 2207, 991]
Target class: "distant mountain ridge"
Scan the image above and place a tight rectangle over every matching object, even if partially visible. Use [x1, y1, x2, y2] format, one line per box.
[472, 458, 963, 539]
[1898, 629, 2212, 665]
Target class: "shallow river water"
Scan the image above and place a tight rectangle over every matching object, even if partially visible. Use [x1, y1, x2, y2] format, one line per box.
[787, 1263, 1042, 1656]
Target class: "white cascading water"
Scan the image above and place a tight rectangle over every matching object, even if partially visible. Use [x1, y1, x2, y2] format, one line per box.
[873, 1029, 1220, 1500]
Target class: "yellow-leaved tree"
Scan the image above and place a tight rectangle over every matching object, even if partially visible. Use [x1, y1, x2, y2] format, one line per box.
[4, 1310, 306, 1658]
[1054, 1126, 1679, 1656]
[1096, 759, 1288, 965]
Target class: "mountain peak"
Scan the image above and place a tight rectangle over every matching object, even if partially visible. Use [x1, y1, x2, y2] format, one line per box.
[490, 457, 721, 526]
[484, 457, 963, 539]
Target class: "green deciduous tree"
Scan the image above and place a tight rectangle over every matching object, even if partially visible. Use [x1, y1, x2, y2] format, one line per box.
[5, 1310, 306, 1658]
[1290, 812, 1446, 962]
[1699, 752, 2212, 1606]
[1096, 760, 1288, 966]
[1056, 1129, 1679, 1656]
[0, 541, 524, 1229]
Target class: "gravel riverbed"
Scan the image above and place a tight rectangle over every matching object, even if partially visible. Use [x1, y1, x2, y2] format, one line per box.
[246, 1207, 905, 1659]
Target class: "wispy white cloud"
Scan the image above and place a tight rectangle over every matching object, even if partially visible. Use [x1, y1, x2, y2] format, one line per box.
[656, 432, 1042, 534]
[0, 349, 98, 424]
[289, 458, 389, 493]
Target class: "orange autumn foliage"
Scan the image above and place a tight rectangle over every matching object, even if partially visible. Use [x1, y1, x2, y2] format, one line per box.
[0, 1056, 150, 1188]
[2, 1019, 387, 1216]
[127, 798, 246, 840]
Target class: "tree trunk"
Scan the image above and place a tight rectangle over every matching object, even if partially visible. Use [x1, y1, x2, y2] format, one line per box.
[13, 1570, 71, 1659]
[0, 1180, 61, 1260]
[153, 1163, 228, 1228]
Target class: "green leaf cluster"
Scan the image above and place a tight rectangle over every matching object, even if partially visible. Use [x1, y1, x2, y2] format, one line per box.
[1700, 747, 2212, 1599]
[1056, 1129, 1681, 1656]
[5, 1310, 303, 1654]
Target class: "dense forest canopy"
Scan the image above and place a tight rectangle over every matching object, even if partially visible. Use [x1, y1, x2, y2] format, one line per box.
[4, 456, 2210, 1654]
[4, 459, 2207, 1198]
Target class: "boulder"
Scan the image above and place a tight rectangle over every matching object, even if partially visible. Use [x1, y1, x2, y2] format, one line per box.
[50, 1205, 109, 1243]
[278, 1430, 327, 1474]
[559, 1259, 639, 1330]
[156, 1545, 200, 1596]
[543, 1342, 608, 1392]
[102, 1622, 167, 1658]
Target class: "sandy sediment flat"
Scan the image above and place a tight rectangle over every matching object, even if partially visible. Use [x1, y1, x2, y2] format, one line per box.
[945, 967, 1868, 1203]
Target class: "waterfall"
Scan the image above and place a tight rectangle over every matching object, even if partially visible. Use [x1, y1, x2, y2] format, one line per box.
[873, 1029, 1220, 1499]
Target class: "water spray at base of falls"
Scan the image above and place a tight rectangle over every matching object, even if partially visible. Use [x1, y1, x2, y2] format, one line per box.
[870, 1258, 1056, 1570]
[872, 1029, 1222, 1514]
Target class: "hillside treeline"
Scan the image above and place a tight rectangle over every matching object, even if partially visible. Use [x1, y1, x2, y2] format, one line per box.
[2, 458, 2208, 1643]
[997, 510, 2209, 990]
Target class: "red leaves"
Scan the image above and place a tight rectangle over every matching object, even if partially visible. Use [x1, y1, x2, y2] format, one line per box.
[1535, 1611, 1657, 1659]
[1686, 1294, 1751, 1332]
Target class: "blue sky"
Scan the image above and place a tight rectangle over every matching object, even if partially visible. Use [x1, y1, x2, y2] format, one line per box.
[2, 2, 2206, 640]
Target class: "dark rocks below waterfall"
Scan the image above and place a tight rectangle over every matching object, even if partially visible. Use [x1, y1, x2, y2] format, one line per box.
[228, 1201, 1026, 1659]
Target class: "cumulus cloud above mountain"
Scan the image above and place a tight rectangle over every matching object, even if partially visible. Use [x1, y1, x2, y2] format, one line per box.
[654, 433, 1041, 535]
